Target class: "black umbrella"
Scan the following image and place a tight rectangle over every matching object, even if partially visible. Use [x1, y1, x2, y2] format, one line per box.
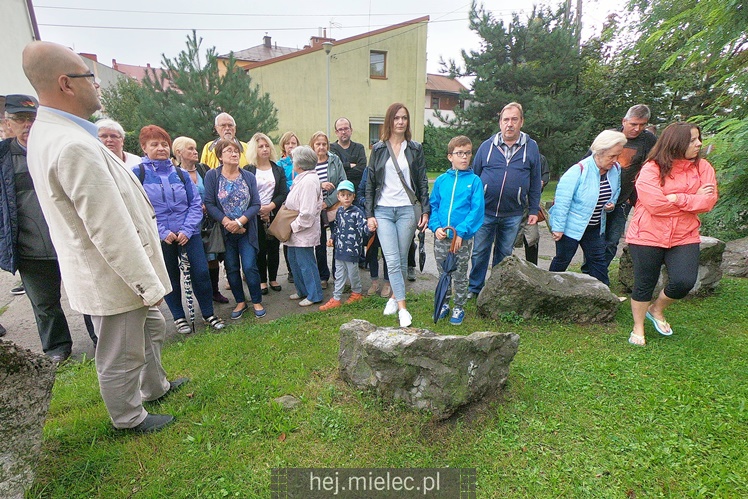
[417, 229, 427, 272]
[433, 227, 458, 324]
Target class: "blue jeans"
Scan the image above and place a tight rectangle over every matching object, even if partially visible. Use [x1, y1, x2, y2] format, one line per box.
[161, 234, 214, 320]
[374, 205, 416, 301]
[287, 246, 323, 303]
[549, 224, 609, 285]
[224, 232, 262, 305]
[469, 213, 523, 294]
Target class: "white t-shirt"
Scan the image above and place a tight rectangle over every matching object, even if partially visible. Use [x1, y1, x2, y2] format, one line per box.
[378, 141, 413, 207]
[255, 167, 275, 206]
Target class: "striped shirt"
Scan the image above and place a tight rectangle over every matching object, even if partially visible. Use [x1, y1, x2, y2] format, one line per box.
[315, 160, 329, 195]
[589, 173, 612, 226]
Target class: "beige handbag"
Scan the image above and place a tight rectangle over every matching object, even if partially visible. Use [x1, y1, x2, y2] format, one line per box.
[267, 204, 299, 242]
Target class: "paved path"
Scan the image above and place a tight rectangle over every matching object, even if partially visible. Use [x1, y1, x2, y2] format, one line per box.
[0, 222, 584, 361]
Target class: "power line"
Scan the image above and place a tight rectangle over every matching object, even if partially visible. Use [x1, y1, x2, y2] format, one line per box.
[34, 4, 520, 17]
[38, 18, 468, 32]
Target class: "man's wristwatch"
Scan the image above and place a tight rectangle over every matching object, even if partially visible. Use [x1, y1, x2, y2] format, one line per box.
[235, 219, 244, 228]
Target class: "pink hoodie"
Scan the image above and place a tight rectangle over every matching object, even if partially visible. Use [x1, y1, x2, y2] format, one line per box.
[626, 158, 718, 248]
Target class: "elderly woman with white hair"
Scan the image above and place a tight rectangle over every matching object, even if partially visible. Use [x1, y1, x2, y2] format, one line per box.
[284, 146, 324, 306]
[96, 118, 141, 167]
[548, 130, 626, 285]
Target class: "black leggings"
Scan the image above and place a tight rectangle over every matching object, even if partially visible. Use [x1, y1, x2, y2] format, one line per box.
[629, 243, 700, 302]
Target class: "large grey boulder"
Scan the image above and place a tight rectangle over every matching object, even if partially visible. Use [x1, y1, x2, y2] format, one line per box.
[0, 341, 57, 499]
[619, 236, 726, 296]
[721, 237, 748, 277]
[477, 255, 620, 323]
[338, 320, 519, 420]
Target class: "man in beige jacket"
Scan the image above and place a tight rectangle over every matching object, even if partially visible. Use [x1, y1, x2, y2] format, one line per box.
[23, 41, 186, 433]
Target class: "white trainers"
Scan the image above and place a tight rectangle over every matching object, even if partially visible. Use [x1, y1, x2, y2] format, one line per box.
[398, 308, 412, 327]
[383, 297, 398, 315]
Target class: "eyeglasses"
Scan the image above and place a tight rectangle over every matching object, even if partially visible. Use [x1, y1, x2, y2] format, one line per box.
[449, 151, 472, 158]
[65, 72, 101, 85]
[336, 127, 351, 133]
[8, 115, 36, 124]
[98, 133, 123, 140]
[216, 123, 236, 128]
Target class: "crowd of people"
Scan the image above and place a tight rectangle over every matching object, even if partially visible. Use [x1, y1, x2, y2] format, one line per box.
[0, 40, 718, 433]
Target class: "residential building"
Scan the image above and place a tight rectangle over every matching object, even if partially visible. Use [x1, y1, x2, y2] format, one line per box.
[424, 73, 467, 127]
[219, 17, 429, 151]
[79, 54, 130, 92]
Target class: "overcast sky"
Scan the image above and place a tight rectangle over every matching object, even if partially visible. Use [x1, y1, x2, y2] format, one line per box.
[33, 0, 621, 75]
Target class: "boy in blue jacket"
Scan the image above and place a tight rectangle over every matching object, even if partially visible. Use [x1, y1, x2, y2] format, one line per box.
[320, 180, 370, 310]
[429, 136, 485, 325]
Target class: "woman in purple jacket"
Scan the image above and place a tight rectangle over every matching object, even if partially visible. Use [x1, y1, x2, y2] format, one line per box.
[134, 125, 224, 333]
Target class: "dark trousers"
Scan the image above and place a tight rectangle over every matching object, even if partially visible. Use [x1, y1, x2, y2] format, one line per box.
[315, 214, 331, 282]
[549, 224, 609, 285]
[629, 243, 700, 301]
[257, 216, 281, 283]
[18, 258, 72, 356]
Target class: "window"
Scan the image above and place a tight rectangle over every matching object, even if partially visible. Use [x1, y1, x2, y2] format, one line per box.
[431, 96, 440, 109]
[370, 51, 387, 79]
[369, 118, 384, 147]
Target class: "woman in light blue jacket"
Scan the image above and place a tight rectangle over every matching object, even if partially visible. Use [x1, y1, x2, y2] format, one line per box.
[549, 130, 626, 285]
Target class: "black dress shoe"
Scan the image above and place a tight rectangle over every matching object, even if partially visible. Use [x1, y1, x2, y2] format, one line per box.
[0, 323, 6, 337]
[261, 286, 269, 295]
[270, 284, 282, 292]
[128, 413, 174, 434]
[148, 377, 190, 404]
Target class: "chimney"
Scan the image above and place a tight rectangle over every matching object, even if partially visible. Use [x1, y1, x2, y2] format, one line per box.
[263, 35, 272, 48]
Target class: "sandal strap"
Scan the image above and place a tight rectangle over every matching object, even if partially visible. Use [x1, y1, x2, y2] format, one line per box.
[204, 315, 224, 328]
[174, 318, 189, 327]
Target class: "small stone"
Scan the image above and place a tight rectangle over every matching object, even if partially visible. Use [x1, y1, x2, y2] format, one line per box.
[273, 395, 301, 410]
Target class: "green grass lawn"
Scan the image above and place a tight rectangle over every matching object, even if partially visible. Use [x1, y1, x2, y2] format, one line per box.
[31, 276, 748, 498]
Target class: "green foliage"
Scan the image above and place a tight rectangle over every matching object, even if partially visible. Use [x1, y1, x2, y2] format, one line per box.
[100, 31, 278, 149]
[422, 123, 454, 173]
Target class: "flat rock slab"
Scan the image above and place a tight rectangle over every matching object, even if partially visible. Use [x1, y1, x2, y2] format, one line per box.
[338, 320, 519, 420]
[477, 256, 620, 323]
[0, 341, 57, 499]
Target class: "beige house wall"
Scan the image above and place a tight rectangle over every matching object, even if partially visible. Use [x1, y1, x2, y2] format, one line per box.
[1, 0, 38, 96]
[244, 19, 428, 156]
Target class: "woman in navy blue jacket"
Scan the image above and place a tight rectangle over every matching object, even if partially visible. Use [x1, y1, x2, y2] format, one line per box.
[203, 139, 265, 319]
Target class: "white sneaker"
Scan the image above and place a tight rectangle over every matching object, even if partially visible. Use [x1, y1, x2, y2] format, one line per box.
[398, 308, 412, 327]
[383, 297, 398, 315]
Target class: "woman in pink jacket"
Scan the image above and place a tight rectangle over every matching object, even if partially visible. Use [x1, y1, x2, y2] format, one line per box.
[626, 122, 718, 346]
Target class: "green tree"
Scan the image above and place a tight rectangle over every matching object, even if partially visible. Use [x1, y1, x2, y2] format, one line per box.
[101, 31, 277, 149]
[626, 0, 748, 239]
[445, 2, 590, 176]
